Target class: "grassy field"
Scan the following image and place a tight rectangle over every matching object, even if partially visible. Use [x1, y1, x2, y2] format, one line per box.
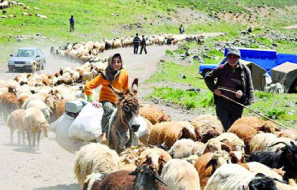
[1, 0, 297, 44]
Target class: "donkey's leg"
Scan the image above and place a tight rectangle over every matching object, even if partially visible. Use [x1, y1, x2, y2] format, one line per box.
[115, 131, 128, 154]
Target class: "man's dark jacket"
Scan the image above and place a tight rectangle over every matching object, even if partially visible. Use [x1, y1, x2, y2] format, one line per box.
[205, 61, 255, 106]
[133, 36, 140, 46]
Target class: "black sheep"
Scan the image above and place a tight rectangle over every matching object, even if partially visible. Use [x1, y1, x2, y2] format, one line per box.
[247, 141, 297, 181]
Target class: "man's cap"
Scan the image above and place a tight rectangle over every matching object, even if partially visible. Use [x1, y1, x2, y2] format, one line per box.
[227, 48, 241, 58]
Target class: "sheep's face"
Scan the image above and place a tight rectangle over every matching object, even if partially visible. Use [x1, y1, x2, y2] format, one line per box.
[248, 173, 277, 190]
[45, 96, 56, 110]
[129, 165, 166, 190]
[40, 123, 49, 137]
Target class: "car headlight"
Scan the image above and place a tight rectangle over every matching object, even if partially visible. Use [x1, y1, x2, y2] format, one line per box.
[8, 61, 14, 64]
[26, 61, 32, 64]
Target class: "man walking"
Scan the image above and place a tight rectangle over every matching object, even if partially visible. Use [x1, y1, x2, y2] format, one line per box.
[179, 24, 184, 34]
[140, 35, 147, 54]
[204, 48, 255, 131]
[69, 15, 74, 32]
[133, 33, 141, 54]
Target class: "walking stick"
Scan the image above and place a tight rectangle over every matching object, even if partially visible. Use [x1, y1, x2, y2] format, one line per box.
[218, 87, 289, 129]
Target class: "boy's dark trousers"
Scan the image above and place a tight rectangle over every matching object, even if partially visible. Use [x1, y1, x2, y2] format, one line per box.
[134, 45, 139, 54]
[140, 45, 147, 54]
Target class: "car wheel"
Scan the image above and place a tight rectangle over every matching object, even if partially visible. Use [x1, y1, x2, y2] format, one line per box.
[8, 68, 13, 72]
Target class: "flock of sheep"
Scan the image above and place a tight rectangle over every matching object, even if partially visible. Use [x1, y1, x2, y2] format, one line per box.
[52, 34, 205, 63]
[0, 1, 47, 19]
[1, 32, 297, 189]
[72, 108, 297, 190]
[2, 66, 297, 189]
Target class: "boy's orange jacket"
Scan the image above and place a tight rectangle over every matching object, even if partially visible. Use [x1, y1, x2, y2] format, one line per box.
[84, 69, 129, 103]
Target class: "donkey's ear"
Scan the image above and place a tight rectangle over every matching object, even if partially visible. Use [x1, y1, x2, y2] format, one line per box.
[131, 78, 138, 95]
[108, 84, 124, 98]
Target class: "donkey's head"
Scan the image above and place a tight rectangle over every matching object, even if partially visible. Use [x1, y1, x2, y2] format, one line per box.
[109, 78, 140, 132]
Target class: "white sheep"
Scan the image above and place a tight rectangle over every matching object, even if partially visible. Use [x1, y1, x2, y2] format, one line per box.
[36, 13, 47, 19]
[169, 139, 205, 159]
[247, 162, 283, 181]
[266, 137, 294, 152]
[6, 109, 26, 144]
[22, 99, 52, 121]
[250, 133, 277, 152]
[214, 132, 245, 152]
[22, 107, 49, 147]
[205, 164, 277, 190]
[161, 159, 200, 190]
[74, 143, 120, 189]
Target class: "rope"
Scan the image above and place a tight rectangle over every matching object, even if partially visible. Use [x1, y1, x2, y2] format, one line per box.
[217, 87, 289, 129]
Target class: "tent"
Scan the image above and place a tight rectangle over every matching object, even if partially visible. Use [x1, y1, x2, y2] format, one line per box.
[271, 62, 297, 93]
[241, 60, 267, 91]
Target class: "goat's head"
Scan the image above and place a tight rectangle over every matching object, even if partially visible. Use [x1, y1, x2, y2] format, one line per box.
[129, 165, 166, 190]
[109, 78, 140, 132]
[282, 141, 297, 170]
[270, 141, 297, 170]
[248, 173, 278, 190]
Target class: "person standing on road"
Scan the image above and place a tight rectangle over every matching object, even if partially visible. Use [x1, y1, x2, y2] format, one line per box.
[133, 33, 141, 54]
[204, 48, 255, 131]
[179, 24, 184, 34]
[84, 53, 129, 142]
[69, 15, 74, 32]
[140, 35, 147, 54]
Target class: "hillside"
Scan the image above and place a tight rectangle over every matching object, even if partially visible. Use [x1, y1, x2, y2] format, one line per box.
[1, 0, 297, 44]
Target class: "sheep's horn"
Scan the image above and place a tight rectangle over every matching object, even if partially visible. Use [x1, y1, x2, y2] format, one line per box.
[268, 142, 289, 148]
[153, 172, 167, 186]
[273, 178, 288, 184]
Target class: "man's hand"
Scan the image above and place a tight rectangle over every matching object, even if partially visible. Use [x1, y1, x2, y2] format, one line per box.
[236, 90, 243, 98]
[214, 89, 222, 97]
[92, 101, 101, 109]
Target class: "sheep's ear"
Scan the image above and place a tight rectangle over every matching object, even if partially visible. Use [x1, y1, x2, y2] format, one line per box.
[131, 78, 138, 95]
[221, 144, 231, 153]
[205, 159, 215, 172]
[108, 84, 124, 98]
[275, 128, 281, 132]
[128, 171, 137, 176]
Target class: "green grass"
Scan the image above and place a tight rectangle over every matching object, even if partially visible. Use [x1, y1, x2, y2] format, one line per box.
[1, 0, 297, 44]
[146, 61, 206, 89]
[147, 87, 214, 110]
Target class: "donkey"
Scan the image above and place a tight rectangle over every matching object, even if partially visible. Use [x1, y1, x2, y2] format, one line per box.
[107, 78, 141, 154]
